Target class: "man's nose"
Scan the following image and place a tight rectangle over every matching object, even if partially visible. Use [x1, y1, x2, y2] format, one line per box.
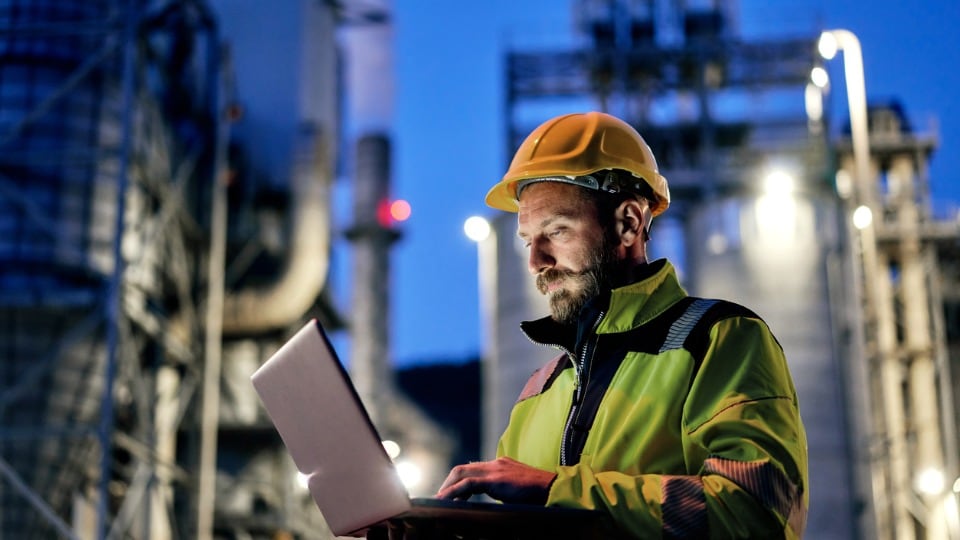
[527, 239, 554, 275]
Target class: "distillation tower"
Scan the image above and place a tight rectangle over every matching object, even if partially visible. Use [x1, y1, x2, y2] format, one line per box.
[832, 101, 960, 540]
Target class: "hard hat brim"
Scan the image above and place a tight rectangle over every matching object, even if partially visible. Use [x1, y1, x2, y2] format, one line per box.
[484, 178, 520, 212]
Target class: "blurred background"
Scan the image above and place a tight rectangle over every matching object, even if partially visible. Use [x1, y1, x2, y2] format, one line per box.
[0, 0, 958, 538]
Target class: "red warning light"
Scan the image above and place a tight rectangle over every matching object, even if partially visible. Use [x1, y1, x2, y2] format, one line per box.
[390, 199, 411, 222]
[376, 198, 412, 227]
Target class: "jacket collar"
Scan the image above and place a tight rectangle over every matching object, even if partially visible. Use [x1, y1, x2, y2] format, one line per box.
[597, 258, 686, 334]
[520, 259, 688, 348]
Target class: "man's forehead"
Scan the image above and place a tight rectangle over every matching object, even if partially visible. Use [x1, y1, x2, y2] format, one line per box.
[517, 182, 595, 224]
[518, 182, 589, 209]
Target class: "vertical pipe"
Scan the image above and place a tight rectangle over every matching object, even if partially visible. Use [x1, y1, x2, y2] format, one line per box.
[477, 228, 499, 460]
[197, 43, 230, 540]
[926, 244, 960, 540]
[97, 1, 138, 537]
[826, 220, 874, 540]
[150, 366, 178, 539]
[828, 29, 918, 540]
[893, 155, 948, 538]
[875, 249, 915, 540]
[831, 31, 871, 211]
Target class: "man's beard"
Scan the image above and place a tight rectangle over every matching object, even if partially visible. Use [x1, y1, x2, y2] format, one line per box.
[535, 239, 618, 324]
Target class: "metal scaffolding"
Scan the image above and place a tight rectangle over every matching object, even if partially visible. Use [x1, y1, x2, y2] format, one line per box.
[0, 0, 222, 537]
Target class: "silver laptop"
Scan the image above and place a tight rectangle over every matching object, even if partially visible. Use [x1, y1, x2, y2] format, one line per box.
[251, 318, 603, 538]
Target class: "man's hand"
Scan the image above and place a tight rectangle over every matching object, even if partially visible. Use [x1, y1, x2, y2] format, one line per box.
[435, 457, 556, 504]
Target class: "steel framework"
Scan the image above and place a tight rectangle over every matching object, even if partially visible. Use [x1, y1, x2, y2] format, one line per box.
[0, 0, 222, 537]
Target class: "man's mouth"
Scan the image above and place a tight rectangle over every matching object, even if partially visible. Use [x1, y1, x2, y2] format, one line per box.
[538, 274, 568, 295]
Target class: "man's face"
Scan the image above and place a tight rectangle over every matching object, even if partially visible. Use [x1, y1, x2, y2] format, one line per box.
[517, 182, 616, 324]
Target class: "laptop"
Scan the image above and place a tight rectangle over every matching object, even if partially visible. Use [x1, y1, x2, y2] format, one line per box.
[250, 318, 605, 538]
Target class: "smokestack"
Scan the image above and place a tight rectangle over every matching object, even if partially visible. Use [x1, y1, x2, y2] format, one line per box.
[341, 0, 396, 422]
[346, 133, 398, 422]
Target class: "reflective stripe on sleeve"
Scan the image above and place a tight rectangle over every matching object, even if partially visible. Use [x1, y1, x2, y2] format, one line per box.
[661, 475, 707, 539]
[704, 456, 807, 536]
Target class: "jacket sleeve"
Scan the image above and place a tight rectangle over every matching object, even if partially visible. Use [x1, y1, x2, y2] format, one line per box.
[543, 316, 809, 539]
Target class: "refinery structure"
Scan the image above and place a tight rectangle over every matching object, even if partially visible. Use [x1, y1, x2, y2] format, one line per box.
[0, 1, 957, 539]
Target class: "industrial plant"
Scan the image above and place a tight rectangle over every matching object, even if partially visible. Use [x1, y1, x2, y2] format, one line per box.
[0, 1, 957, 539]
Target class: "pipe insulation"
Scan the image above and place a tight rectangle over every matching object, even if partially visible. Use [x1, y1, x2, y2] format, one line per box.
[221, 127, 332, 334]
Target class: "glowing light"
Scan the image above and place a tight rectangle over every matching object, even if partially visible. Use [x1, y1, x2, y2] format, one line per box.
[754, 170, 798, 242]
[756, 196, 797, 241]
[835, 170, 853, 199]
[395, 460, 423, 490]
[296, 472, 309, 490]
[818, 31, 838, 60]
[464, 216, 491, 242]
[763, 170, 795, 197]
[805, 83, 824, 125]
[376, 198, 412, 226]
[810, 66, 829, 89]
[852, 205, 873, 230]
[707, 232, 727, 255]
[916, 467, 946, 496]
[390, 199, 412, 222]
[382, 440, 401, 459]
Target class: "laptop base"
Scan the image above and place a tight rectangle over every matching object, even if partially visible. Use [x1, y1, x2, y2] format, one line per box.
[361, 498, 611, 539]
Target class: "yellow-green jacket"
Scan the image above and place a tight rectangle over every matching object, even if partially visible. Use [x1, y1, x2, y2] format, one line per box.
[497, 260, 808, 538]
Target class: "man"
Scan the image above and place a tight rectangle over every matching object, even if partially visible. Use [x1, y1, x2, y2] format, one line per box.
[437, 111, 809, 539]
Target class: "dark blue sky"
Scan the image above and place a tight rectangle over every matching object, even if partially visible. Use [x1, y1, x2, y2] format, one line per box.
[333, 0, 960, 366]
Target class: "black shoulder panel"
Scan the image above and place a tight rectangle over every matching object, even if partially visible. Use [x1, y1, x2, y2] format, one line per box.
[682, 300, 759, 373]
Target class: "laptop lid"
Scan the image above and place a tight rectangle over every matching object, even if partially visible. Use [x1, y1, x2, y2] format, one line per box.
[250, 318, 411, 536]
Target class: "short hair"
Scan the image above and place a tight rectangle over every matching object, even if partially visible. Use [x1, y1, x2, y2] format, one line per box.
[577, 170, 653, 236]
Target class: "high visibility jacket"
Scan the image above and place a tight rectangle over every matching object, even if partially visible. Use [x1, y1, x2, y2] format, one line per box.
[497, 259, 808, 539]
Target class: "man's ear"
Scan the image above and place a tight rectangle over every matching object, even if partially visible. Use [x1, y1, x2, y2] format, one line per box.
[615, 198, 649, 247]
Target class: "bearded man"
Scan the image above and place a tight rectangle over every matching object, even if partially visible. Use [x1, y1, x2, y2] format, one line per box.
[436, 112, 809, 540]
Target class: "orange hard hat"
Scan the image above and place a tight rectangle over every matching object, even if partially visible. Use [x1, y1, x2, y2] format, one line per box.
[485, 111, 670, 216]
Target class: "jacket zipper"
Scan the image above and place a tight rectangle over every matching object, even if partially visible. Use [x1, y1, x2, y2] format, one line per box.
[560, 311, 604, 466]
